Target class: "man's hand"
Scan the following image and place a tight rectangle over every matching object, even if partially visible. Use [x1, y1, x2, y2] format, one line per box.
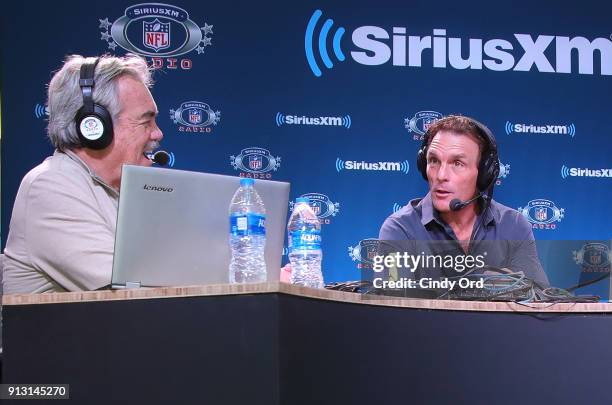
[280, 263, 292, 283]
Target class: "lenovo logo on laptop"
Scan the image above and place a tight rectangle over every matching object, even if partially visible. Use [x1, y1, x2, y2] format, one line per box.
[143, 184, 174, 193]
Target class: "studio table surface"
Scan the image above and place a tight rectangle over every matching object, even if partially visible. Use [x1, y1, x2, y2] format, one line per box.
[2, 282, 611, 405]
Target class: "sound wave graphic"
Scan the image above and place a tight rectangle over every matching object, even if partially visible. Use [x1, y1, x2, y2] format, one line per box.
[276, 112, 285, 126]
[335, 158, 345, 172]
[392, 203, 402, 213]
[34, 103, 49, 119]
[167, 152, 176, 167]
[400, 160, 410, 174]
[342, 115, 351, 128]
[568, 124, 576, 138]
[305, 9, 346, 77]
[505, 121, 513, 135]
[561, 165, 569, 179]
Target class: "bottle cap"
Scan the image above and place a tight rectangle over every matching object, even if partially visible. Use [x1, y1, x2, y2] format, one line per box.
[296, 197, 310, 204]
[240, 178, 254, 187]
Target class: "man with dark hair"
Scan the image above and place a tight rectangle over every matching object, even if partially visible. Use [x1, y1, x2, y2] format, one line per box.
[379, 115, 549, 286]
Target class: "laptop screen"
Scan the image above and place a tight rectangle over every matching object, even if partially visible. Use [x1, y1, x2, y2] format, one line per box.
[112, 165, 290, 288]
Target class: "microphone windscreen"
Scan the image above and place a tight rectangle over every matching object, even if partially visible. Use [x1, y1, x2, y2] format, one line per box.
[152, 150, 170, 166]
[449, 198, 463, 211]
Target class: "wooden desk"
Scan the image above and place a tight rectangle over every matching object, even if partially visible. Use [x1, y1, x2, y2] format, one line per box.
[3, 283, 612, 404]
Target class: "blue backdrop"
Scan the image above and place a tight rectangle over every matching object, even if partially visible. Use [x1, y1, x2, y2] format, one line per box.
[1, 0, 610, 291]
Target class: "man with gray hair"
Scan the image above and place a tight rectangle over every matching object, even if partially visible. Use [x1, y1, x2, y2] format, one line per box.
[2, 54, 163, 294]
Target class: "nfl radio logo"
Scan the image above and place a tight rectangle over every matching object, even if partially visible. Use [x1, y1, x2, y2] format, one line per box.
[423, 118, 435, 131]
[188, 109, 203, 125]
[535, 208, 547, 221]
[143, 19, 170, 52]
[248, 155, 263, 170]
[573, 242, 610, 273]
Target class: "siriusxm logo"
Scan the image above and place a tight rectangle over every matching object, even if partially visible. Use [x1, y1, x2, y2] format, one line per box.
[276, 113, 351, 128]
[505, 121, 576, 137]
[336, 158, 409, 174]
[305, 9, 612, 77]
[348, 238, 380, 269]
[170, 101, 220, 133]
[561, 165, 611, 179]
[99, 3, 213, 70]
[404, 111, 443, 141]
[498, 160, 510, 179]
[518, 199, 564, 230]
[34, 103, 49, 119]
[290, 193, 340, 224]
[496, 159, 510, 186]
[392, 203, 403, 213]
[230, 147, 281, 179]
[573, 243, 611, 273]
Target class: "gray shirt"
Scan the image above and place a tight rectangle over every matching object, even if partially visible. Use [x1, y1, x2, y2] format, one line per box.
[2, 150, 119, 294]
[378, 192, 550, 286]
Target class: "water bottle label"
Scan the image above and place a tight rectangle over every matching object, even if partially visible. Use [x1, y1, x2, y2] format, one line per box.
[230, 213, 266, 236]
[290, 230, 321, 250]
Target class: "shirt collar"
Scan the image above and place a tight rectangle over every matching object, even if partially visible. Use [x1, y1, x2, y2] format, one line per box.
[419, 191, 498, 227]
[58, 149, 119, 197]
[418, 192, 437, 226]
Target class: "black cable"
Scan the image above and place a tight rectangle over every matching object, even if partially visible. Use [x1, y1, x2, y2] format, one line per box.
[565, 272, 610, 292]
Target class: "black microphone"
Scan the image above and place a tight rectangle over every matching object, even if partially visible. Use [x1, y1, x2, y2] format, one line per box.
[146, 150, 171, 166]
[449, 193, 483, 211]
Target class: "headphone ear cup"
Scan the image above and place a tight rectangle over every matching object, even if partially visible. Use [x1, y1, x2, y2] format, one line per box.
[76, 103, 114, 150]
[416, 146, 428, 181]
[477, 152, 500, 190]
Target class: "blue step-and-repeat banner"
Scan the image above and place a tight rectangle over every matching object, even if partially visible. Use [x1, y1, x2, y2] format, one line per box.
[1, 1, 610, 290]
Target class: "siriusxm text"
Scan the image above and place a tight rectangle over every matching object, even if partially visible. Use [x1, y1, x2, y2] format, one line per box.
[351, 28, 611, 75]
[132, 7, 180, 18]
[567, 168, 612, 178]
[284, 115, 343, 126]
[512, 124, 571, 134]
[345, 161, 402, 171]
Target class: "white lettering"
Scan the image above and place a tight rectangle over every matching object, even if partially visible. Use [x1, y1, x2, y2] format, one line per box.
[408, 35, 431, 67]
[483, 39, 515, 71]
[514, 34, 555, 73]
[556, 36, 612, 75]
[345, 26, 612, 76]
[448, 38, 483, 69]
[351, 26, 391, 65]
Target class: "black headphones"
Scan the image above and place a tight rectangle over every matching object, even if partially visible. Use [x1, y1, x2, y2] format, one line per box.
[75, 58, 114, 150]
[416, 116, 500, 192]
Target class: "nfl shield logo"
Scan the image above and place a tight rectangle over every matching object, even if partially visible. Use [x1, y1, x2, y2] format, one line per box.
[311, 202, 321, 216]
[143, 19, 170, 52]
[248, 155, 263, 170]
[588, 252, 602, 265]
[535, 208, 548, 222]
[188, 109, 203, 125]
[423, 118, 436, 131]
[367, 249, 377, 260]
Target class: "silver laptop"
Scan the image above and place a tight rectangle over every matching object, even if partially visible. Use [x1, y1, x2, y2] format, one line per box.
[111, 165, 290, 288]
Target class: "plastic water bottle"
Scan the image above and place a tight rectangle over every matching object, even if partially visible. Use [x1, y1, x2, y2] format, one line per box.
[229, 178, 267, 283]
[288, 197, 323, 288]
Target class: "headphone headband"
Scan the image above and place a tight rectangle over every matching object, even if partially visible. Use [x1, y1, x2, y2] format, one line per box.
[75, 57, 113, 150]
[79, 58, 100, 115]
[416, 116, 500, 192]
